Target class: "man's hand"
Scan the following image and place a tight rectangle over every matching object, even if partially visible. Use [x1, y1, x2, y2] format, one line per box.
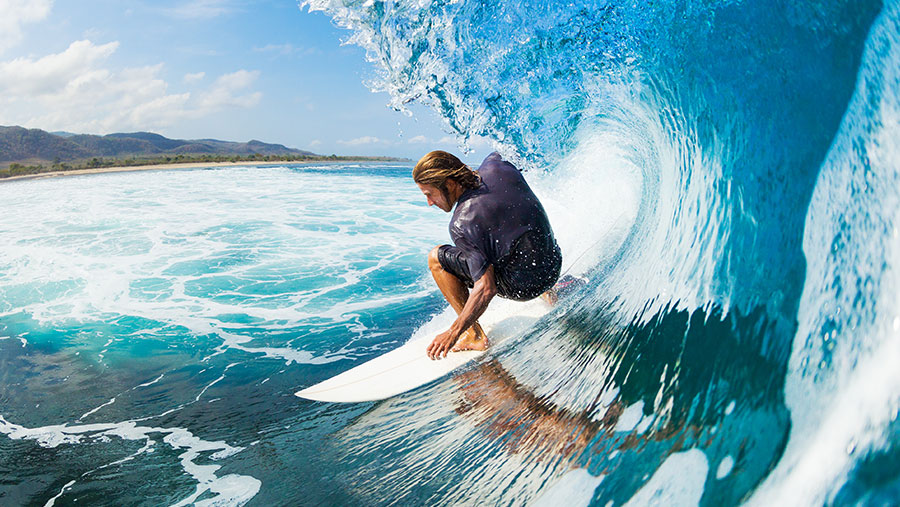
[427, 329, 459, 359]
[426, 265, 497, 360]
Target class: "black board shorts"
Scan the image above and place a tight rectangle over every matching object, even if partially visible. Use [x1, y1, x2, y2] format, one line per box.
[438, 230, 562, 301]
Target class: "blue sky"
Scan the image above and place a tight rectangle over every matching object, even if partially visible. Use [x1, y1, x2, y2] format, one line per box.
[0, 0, 492, 159]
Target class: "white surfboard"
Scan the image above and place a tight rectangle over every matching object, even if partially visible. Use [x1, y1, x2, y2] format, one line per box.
[295, 298, 551, 403]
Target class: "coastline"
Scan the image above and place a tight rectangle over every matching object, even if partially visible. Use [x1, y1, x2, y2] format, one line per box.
[0, 159, 398, 184]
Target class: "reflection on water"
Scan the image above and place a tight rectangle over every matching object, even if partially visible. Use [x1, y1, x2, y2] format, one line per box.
[336, 302, 791, 505]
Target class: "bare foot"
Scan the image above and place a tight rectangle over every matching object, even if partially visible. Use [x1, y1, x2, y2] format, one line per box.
[541, 289, 558, 306]
[452, 327, 489, 352]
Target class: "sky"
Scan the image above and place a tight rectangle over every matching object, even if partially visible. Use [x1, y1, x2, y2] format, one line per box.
[0, 0, 493, 159]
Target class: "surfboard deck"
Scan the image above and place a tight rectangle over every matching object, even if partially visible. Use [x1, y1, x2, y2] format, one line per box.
[295, 298, 551, 403]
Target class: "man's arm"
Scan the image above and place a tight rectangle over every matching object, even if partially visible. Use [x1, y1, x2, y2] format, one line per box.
[427, 265, 498, 359]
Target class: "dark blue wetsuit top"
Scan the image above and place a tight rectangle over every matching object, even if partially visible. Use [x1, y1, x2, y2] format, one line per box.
[443, 152, 561, 300]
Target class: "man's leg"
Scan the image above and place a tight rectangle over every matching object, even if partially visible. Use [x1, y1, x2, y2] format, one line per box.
[428, 246, 487, 350]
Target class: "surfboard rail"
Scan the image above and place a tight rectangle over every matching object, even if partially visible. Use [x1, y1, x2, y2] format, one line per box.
[295, 298, 550, 403]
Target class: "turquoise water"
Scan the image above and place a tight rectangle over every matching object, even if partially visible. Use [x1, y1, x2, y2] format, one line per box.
[0, 164, 456, 504]
[4, 0, 900, 505]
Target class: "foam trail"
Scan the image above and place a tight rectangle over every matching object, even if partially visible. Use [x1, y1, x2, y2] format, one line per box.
[138, 374, 165, 387]
[44, 480, 75, 507]
[78, 397, 116, 421]
[0, 415, 260, 506]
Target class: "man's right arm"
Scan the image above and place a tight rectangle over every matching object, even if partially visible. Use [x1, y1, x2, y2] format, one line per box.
[426, 265, 497, 359]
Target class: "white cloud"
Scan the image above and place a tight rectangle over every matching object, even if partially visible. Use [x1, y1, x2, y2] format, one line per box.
[197, 70, 262, 109]
[184, 71, 206, 83]
[0, 40, 119, 96]
[0, 0, 53, 54]
[165, 0, 237, 19]
[253, 43, 320, 57]
[407, 135, 429, 144]
[337, 136, 382, 146]
[308, 139, 323, 147]
[0, 40, 262, 133]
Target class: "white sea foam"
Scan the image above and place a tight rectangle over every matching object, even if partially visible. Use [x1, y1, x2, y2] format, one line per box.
[0, 414, 260, 506]
[0, 164, 445, 365]
[138, 374, 166, 387]
[624, 448, 709, 506]
[614, 400, 645, 433]
[79, 397, 117, 421]
[533, 468, 603, 507]
[717, 455, 734, 479]
[530, 123, 642, 278]
[45, 480, 75, 507]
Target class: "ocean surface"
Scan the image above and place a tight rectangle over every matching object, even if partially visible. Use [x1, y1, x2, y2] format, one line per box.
[2, 0, 900, 505]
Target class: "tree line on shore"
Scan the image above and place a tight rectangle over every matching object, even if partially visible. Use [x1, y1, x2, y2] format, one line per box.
[0, 153, 406, 179]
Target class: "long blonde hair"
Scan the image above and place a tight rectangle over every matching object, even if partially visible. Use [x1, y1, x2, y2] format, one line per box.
[412, 151, 480, 190]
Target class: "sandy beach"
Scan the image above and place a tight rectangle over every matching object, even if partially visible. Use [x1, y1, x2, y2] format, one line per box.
[0, 161, 309, 183]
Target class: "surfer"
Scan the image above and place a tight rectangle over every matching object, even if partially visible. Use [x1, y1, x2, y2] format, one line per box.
[415, 151, 562, 359]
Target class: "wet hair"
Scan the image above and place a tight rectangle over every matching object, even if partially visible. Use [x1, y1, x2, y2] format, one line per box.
[413, 150, 481, 191]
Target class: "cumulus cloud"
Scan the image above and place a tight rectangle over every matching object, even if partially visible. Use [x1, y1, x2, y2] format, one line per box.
[253, 43, 320, 57]
[0, 0, 53, 54]
[407, 135, 429, 144]
[0, 40, 118, 96]
[197, 70, 262, 109]
[337, 136, 383, 146]
[165, 0, 237, 19]
[183, 71, 205, 83]
[0, 40, 262, 133]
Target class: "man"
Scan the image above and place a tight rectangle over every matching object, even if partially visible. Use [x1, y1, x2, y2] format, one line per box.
[414, 151, 562, 360]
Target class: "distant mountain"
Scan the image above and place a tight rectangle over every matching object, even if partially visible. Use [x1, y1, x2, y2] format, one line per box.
[0, 126, 92, 163]
[0, 126, 317, 165]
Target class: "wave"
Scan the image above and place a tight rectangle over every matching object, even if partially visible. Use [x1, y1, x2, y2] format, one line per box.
[305, 0, 895, 503]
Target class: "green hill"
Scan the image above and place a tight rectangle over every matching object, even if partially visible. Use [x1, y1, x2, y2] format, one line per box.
[0, 126, 317, 166]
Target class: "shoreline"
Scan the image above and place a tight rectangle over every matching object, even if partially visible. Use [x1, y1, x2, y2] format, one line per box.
[0, 159, 407, 184]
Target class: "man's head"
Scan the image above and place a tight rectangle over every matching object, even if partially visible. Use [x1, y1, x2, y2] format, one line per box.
[413, 151, 480, 212]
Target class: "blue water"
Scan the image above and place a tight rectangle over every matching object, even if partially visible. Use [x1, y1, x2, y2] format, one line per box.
[2, 0, 900, 505]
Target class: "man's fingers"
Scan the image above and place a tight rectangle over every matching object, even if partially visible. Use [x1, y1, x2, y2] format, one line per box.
[427, 331, 458, 360]
[427, 340, 441, 360]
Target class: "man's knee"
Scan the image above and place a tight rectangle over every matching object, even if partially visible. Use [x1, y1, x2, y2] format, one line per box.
[428, 246, 443, 272]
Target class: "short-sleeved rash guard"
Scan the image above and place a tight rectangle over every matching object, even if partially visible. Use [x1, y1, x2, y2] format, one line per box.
[449, 152, 556, 282]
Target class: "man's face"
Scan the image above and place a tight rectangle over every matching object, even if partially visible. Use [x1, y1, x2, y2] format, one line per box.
[417, 183, 453, 212]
